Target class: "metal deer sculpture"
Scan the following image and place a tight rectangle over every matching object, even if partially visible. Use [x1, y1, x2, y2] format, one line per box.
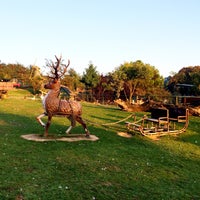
[36, 55, 90, 137]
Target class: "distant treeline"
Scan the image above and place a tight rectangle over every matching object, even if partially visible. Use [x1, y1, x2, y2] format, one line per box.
[1, 60, 200, 102]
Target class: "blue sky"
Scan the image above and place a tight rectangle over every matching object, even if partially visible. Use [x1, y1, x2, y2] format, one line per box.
[1, 0, 200, 77]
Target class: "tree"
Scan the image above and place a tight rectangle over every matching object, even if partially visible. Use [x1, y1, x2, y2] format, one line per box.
[61, 68, 84, 91]
[110, 69, 126, 99]
[29, 65, 44, 94]
[93, 74, 115, 103]
[81, 63, 100, 90]
[81, 62, 100, 101]
[0, 63, 31, 85]
[111, 60, 164, 103]
[167, 66, 200, 95]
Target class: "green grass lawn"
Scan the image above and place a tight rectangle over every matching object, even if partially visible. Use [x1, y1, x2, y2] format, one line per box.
[0, 89, 200, 200]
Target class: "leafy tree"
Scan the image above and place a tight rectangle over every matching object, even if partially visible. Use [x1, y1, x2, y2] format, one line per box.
[167, 66, 200, 95]
[111, 60, 164, 103]
[61, 68, 84, 91]
[110, 69, 126, 99]
[29, 65, 44, 94]
[0, 63, 31, 85]
[93, 74, 114, 103]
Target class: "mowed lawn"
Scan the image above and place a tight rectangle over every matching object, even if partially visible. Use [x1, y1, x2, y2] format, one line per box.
[0, 89, 200, 200]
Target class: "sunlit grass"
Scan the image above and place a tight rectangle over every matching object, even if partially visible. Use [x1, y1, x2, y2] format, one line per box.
[0, 89, 200, 199]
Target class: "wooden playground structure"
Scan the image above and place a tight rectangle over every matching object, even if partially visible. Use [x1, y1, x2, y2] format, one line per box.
[126, 107, 189, 138]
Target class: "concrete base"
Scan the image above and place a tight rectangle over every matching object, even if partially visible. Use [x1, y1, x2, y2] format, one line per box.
[21, 134, 99, 142]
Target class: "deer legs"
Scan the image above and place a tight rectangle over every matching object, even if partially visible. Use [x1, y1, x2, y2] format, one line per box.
[36, 113, 90, 137]
[65, 115, 76, 134]
[75, 116, 90, 137]
[66, 125, 73, 134]
[44, 115, 52, 137]
[66, 115, 90, 137]
[36, 113, 52, 137]
[36, 112, 47, 127]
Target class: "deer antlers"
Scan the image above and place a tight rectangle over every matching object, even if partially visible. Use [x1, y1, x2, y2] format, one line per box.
[46, 55, 70, 79]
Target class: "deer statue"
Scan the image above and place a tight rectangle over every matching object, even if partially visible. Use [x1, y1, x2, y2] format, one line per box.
[36, 55, 90, 137]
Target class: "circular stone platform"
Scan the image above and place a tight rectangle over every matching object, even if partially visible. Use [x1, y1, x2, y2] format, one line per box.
[21, 134, 99, 142]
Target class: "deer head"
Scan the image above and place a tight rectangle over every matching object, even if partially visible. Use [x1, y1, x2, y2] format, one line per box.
[44, 55, 70, 90]
[44, 78, 60, 90]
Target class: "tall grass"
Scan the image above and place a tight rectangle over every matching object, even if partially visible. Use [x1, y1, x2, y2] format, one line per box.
[0, 89, 200, 199]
